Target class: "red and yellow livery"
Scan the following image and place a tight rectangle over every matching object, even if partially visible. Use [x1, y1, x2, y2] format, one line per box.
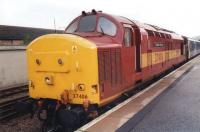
[26, 10, 200, 131]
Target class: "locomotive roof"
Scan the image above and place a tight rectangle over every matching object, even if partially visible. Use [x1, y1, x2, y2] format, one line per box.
[110, 13, 183, 40]
[111, 14, 172, 32]
[188, 38, 200, 42]
[68, 10, 183, 41]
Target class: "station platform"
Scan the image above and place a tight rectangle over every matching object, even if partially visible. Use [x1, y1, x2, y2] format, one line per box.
[132, 57, 200, 131]
[77, 55, 200, 132]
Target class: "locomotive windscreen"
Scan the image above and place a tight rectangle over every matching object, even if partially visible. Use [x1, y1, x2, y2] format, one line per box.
[66, 15, 97, 33]
[79, 15, 97, 32]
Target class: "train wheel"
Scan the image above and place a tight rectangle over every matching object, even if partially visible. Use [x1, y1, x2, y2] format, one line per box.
[57, 109, 78, 132]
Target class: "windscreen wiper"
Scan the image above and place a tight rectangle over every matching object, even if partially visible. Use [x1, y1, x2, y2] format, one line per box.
[100, 25, 105, 36]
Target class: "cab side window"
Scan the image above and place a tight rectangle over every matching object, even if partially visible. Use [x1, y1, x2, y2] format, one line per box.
[124, 27, 133, 47]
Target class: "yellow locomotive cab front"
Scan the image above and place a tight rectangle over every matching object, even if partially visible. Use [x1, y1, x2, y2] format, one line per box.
[27, 34, 99, 105]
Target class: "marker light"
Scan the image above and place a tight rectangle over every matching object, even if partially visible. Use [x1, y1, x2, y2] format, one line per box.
[35, 59, 41, 65]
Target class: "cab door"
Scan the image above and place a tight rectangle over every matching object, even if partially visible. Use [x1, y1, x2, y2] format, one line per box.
[121, 25, 135, 88]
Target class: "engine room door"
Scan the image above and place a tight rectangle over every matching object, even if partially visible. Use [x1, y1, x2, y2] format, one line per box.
[122, 25, 135, 88]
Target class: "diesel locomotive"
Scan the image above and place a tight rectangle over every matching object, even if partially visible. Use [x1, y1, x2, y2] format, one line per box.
[26, 10, 200, 131]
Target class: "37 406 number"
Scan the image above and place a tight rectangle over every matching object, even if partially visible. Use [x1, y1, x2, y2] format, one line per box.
[73, 94, 88, 99]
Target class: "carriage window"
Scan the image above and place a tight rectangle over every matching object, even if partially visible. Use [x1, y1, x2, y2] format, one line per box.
[97, 17, 117, 36]
[79, 15, 96, 32]
[66, 19, 79, 33]
[124, 27, 133, 47]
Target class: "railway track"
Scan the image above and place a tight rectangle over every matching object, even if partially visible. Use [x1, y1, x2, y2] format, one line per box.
[0, 85, 29, 121]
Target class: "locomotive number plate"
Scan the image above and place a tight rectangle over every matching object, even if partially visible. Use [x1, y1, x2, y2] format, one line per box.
[73, 94, 88, 99]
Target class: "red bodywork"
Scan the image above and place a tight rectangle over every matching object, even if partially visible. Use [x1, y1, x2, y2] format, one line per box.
[65, 11, 186, 105]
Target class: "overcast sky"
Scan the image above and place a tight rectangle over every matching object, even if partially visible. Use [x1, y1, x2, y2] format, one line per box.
[1, 0, 199, 37]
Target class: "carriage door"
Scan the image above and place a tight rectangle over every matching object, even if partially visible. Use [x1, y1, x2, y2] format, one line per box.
[133, 27, 141, 72]
[122, 25, 134, 87]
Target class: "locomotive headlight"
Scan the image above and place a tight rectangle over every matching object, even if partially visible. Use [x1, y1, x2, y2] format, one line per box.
[44, 76, 54, 85]
[78, 84, 85, 91]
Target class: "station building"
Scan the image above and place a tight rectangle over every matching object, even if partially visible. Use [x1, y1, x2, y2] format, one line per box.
[0, 25, 63, 46]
